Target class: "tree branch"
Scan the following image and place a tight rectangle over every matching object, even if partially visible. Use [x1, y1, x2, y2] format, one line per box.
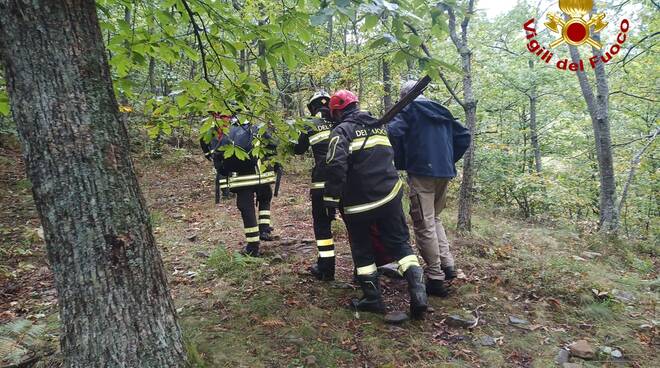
[180, 0, 215, 87]
[404, 21, 465, 108]
[617, 128, 659, 215]
[609, 90, 657, 103]
[437, 2, 462, 50]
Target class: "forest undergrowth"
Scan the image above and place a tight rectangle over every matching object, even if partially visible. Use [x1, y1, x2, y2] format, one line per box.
[0, 145, 657, 368]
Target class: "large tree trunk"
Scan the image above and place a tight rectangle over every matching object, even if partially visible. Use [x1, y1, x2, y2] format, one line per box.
[569, 30, 619, 233]
[0, 2, 187, 367]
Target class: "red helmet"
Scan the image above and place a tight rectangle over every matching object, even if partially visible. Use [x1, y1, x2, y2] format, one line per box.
[329, 90, 358, 118]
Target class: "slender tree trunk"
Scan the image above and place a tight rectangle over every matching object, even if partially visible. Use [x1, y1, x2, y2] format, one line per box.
[327, 13, 334, 54]
[528, 62, 542, 173]
[148, 56, 157, 95]
[352, 22, 364, 99]
[342, 26, 348, 56]
[438, 0, 477, 233]
[239, 49, 246, 72]
[382, 58, 393, 112]
[258, 9, 270, 91]
[0, 2, 187, 367]
[457, 98, 477, 232]
[258, 39, 270, 90]
[569, 29, 619, 233]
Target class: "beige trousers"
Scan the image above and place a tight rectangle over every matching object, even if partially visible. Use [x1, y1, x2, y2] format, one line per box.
[408, 175, 454, 280]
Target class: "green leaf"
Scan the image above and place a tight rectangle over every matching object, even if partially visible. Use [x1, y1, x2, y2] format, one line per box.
[408, 34, 423, 48]
[221, 40, 238, 56]
[298, 28, 312, 43]
[147, 126, 161, 139]
[363, 14, 379, 31]
[369, 35, 392, 49]
[392, 49, 408, 65]
[223, 145, 236, 159]
[282, 46, 297, 69]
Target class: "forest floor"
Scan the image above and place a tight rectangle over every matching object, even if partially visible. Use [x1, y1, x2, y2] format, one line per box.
[0, 144, 658, 368]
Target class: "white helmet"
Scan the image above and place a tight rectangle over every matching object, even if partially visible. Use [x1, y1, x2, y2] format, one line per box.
[307, 91, 331, 109]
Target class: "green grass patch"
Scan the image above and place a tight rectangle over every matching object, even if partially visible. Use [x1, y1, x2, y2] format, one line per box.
[205, 246, 265, 288]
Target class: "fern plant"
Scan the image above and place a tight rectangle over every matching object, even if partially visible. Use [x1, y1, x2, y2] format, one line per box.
[0, 319, 46, 365]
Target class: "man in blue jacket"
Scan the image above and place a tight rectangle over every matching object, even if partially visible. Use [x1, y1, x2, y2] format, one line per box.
[388, 81, 471, 297]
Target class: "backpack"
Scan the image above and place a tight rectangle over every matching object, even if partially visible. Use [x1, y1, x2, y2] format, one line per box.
[218, 123, 258, 173]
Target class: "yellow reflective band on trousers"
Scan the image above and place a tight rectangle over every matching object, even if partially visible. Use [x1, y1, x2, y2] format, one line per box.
[323, 196, 339, 203]
[319, 250, 335, 258]
[309, 130, 331, 145]
[311, 182, 325, 190]
[259, 219, 271, 225]
[244, 226, 259, 234]
[258, 210, 271, 216]
[349, 135, 391, 153]
[246, 236, 260, 243]
[344, 179, 402, 215]
[219, 171, 276, 189]
[398, 255, 420, 274]
[356, 263, 377, 276]
[316, 239, 334, 247]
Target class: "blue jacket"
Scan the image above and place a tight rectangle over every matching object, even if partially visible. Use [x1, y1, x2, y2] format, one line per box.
[388, 97, 471, 178]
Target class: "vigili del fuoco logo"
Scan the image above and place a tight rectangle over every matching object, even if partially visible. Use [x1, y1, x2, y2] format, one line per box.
[523, 0, 630, 72]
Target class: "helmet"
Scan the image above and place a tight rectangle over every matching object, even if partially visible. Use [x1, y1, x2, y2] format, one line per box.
[307, 91, 330, 115]
[308, 91, 331, 108]
[329, 90, 358, 118]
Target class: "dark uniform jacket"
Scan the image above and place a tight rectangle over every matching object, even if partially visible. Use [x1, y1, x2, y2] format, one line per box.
[293, 116, 334, 190]
[323, 108, 402, 219]
[213, 123, 277, 191]
[388, 97, 471, 178]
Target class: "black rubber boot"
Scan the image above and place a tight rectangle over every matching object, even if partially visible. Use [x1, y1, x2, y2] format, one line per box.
[350, 273, 385, 314]
[427, 279, 449, 297]
[442, 266, 457, 280]
[241, 243, 260, 257]
[404, 265, 428, 320]
[259, 224, 275, 241]
[310, 257, 335, 281]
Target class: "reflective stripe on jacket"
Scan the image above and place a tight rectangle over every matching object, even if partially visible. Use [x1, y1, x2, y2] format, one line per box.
[294, 117, 335, 190]
[323, 109, 401, 217]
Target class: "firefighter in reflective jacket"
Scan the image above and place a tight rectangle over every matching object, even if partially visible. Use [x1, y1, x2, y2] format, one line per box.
[214, 117, 276, 257]
[294, 91, 336, 281]
[323, 90, 428, 319]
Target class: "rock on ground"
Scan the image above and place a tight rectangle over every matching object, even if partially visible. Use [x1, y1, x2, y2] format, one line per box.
[569, 339, 595, 360]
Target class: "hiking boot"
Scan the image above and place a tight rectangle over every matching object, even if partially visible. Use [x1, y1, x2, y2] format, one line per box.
[310, 257, 335, 281]
[350, 273, 385, 314]
[404, 265, 428, 320]
[427, 279, 449, 298]
[442, 266, 457, 281]
[241, 244, 260, 257]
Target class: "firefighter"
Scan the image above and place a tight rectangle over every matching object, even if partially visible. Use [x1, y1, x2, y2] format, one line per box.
[323, 90, 428, 319]
[293, 91, 337, 280]
[213, 116, 276, 256]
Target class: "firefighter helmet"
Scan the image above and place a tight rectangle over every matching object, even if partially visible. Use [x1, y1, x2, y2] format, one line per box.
[308, 91, 331, 109]
[329, 90, 358, 118]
